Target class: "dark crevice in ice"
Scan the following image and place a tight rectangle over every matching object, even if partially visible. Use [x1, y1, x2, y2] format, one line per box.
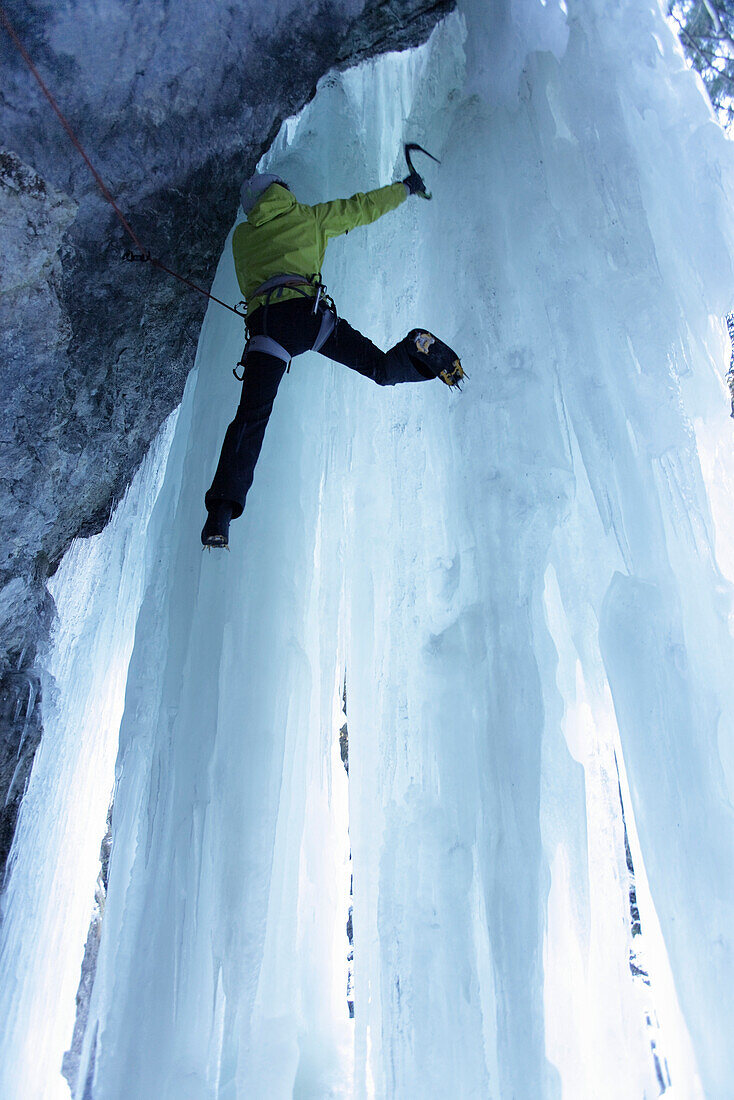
[61, 800, 113, 1097]
[725, 311, 734, 416]
[341, 673, 354, 1019]
[614, 754, 672, 1095]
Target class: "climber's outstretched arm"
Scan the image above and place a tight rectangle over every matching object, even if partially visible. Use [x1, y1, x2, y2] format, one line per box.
[311, 181, 407, 240]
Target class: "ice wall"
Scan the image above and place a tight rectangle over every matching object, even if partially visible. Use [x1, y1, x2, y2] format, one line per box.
[4, 0, 734, 1096]
[0, 418, 175, 1100]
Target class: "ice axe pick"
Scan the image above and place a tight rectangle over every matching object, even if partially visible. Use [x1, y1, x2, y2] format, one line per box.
[404, 142, 441, 200]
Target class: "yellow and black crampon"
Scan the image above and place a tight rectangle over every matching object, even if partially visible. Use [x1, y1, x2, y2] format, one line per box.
[410, 330, 467, 390]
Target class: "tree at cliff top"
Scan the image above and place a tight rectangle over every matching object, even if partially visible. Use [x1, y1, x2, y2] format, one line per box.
[668, 0, 734, 130]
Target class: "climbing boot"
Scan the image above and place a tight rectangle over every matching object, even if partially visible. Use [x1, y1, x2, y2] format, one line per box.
[409, 330, 465, 389]
[201, 501, 233, 549]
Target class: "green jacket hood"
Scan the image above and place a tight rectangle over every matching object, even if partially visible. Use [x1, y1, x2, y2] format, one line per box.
[247, 183, 296, 227]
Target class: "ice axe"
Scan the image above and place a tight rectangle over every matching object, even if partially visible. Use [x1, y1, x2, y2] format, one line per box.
[404, 142, 440, 200]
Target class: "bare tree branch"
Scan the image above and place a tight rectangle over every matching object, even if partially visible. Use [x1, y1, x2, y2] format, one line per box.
[668, 1, 734, 130]
[702, 0, 722, 35]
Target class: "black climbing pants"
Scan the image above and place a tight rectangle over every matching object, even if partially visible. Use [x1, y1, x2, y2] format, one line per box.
[205, 297, 434, 518]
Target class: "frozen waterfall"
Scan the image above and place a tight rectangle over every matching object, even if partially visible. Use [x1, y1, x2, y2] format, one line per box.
[2, 0, 734, 1096]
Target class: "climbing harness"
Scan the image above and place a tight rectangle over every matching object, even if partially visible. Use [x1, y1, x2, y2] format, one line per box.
[0, 4, 244, 321]
[404, 143, 441, 201]
[233, 274, 337, 380]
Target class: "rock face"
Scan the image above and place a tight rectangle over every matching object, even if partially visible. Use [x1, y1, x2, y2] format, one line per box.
[0, 0, 454, 877]
[0, 151, 76, 870]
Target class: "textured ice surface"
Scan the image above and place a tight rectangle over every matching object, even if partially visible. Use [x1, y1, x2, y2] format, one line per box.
[0, 418, 175, 1100]
[4, 0, 734, 1096]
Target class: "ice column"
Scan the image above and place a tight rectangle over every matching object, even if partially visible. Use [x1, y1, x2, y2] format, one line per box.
[0, 418, 175, 1100]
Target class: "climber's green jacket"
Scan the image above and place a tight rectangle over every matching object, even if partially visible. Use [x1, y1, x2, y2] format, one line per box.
[232, 182, 407, 314]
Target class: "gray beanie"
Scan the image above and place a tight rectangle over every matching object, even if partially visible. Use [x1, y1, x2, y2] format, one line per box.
[240, 172, 288, 214]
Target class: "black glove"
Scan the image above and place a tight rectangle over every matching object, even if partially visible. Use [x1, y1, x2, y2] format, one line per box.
[403, 170, 425, 196]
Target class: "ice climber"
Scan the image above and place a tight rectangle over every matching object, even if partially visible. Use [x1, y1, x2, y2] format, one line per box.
[201, 166, 464, 548]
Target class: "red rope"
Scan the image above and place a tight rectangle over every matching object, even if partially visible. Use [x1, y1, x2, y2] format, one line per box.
[0, 4, 243, 318]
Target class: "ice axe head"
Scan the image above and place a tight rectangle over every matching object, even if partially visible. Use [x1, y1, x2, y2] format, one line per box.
[404, 142, 441, 200]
